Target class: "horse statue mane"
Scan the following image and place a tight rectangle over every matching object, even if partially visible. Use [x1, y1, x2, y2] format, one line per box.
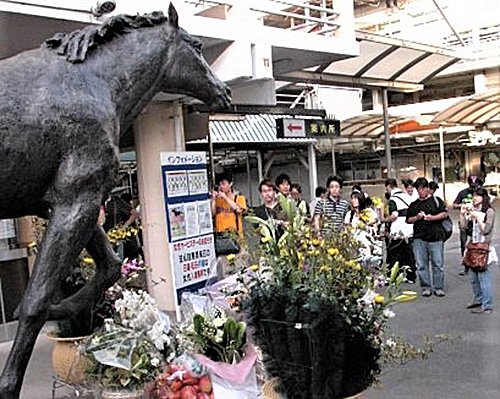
[45, 11, 167, 63]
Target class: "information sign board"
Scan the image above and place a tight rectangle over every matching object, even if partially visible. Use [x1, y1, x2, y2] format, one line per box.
[161, 151, 216, 318]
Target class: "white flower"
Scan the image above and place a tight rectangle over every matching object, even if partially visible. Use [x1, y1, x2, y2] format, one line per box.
[383, 309, 395, 319]
[150, 357, 160, 367]
[359, 289, 377, 305]
[385, 338, 396, 348]
[214, 329, 224, 343]
[213, 317, 226, 328]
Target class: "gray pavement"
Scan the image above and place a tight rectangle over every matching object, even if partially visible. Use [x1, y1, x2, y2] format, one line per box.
[1, 207, 499, 398]
[365, 205, 500, 399]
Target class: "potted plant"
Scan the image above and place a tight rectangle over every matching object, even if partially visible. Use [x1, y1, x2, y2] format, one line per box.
[243, 211, 415, 399]
[47, 255, 148, 384]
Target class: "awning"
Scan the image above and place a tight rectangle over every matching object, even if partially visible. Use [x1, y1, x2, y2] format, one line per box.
[276, 31, 462, 93]
[431, 89, 500, 126]
[339, 114, 414, 138]
[188, 114, 315, 146]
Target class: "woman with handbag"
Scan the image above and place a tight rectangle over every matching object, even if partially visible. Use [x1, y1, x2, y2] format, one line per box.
[460, 187, 497, 314]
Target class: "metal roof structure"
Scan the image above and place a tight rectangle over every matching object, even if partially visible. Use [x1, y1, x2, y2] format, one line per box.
[339, 113, 414, 138]
[188, 114, 316, 146]
[431, 89, 500, 126]
[276, 31, 463, 93]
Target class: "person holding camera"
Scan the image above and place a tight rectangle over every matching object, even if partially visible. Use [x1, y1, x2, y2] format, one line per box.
[453, 175, 483, 276]
[211, 171, 247, 237]
[460, 187, 496, 314]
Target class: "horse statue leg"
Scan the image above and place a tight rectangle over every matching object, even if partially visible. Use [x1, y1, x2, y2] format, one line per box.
[48, 225, 122, 321]
[0, 154, 118, 398]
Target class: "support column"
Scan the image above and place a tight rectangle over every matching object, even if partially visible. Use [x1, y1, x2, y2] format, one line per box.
[439, 125, 447, 203]
[257, 151, 264, 183]
[308, 143, 318, 201]
[382, 88, 392, 178]
[331, 138, 337, 176]
[134, 102, 185, 313]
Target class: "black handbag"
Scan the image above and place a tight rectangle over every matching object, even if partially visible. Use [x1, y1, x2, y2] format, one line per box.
[214, 232, 240, 255]
[214, 196, 241, 256]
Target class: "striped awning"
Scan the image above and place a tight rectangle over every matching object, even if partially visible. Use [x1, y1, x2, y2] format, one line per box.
[340, 114, 414, 138]
[431, 89, 500, 126]
[188, 114, 316, 146]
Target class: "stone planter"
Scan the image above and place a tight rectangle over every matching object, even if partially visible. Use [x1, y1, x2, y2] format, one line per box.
[47, 334, 89, 385]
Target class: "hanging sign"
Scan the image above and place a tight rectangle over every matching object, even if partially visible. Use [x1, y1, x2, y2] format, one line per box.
[465, 130, 500, 146]
[277, 118, 340, 139]
[161, 151, 216, 318]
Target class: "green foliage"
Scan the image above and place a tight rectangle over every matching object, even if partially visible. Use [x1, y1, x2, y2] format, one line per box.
[179, 309, 247, 364]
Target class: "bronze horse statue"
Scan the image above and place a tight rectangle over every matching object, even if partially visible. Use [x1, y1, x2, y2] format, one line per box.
[0, 4, 230, 397]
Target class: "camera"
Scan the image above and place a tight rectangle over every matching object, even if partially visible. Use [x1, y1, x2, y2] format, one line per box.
[91, 0, 116, 17]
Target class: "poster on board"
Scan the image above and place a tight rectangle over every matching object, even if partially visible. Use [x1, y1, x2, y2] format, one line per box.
[161, 151, 216, 319]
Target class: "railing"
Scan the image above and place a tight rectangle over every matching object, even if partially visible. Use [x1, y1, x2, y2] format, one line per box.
[182, 0, 341, 35]
[441, 24, 500, 53]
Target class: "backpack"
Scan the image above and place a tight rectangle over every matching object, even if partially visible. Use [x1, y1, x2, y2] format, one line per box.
[434, 197, 453, 242]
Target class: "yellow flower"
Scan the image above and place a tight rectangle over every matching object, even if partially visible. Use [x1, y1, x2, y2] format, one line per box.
[279, 249, 289, 257]
[372, 196, 383, 208]
[327, 247, 339, 256]
[320, 264, 331, 272]
[226, 254, 236, 261]
[249, 264, 259, 272]
[83, 257, 95, 264]
[374, 295, 385, 304]
[311, 239, 320, 246]
[394, 291, 418, 302]
[261, 236, 272, 243]
[297, 252, 304, 262]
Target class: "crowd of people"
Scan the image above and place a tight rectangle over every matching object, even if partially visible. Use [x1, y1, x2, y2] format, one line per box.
[211, 171, 497, 315]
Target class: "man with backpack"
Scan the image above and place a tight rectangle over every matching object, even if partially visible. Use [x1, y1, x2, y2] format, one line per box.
[406, 177, 449, 297]
[382, 178, 416, 283]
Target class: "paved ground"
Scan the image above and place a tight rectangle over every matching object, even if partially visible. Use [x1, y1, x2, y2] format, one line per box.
[1, 206, 499, 398]
[365, 205, 500, 399]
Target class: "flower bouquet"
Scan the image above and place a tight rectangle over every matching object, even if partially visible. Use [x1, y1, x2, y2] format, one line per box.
[175, 299, 258, 398]
[243, 212, 410, 399]
[83, 289, 174, 395]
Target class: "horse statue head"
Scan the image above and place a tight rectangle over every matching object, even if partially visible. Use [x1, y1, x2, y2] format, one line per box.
[160, 4, 231, 109]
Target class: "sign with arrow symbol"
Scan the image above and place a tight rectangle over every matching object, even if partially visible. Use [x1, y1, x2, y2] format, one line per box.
[277, 118, 340, 139]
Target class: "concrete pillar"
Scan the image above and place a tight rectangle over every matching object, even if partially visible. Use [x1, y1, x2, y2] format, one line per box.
[307, 144, 318, 200]
[133, 102, 185, 313]
[372, 89, 383, 113]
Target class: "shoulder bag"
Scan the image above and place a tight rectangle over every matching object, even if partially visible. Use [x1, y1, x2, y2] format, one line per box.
[434, 197, 453, 241]
[462, 242, 489, 270]
[214, 195, 241, 256]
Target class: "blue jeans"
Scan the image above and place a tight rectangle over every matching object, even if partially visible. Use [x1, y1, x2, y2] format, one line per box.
[413, 239, 444, 290]
[469, 268, 494, 310]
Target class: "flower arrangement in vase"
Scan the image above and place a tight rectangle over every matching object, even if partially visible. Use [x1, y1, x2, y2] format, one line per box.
[242, 210, 416, 399]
